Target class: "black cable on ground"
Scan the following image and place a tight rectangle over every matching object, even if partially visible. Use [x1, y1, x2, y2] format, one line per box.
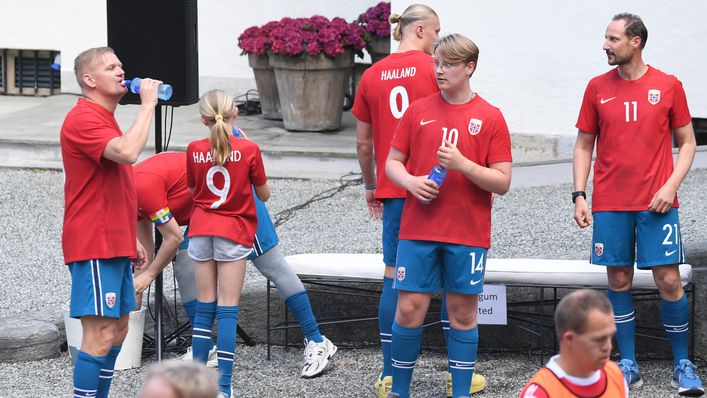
[273, 172, 364, 228]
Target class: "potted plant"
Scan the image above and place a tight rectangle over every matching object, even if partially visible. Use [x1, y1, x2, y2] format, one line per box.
[267, 16, 366, 131]
[238, 22, 282, 120]
[358, 2, 391, 64]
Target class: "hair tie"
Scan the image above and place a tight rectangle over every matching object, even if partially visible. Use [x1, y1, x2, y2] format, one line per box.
[214, 114, 223, 122]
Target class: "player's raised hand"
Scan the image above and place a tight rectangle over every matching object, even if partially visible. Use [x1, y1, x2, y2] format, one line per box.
[437, 139, 468, 171]
[137, 78, 162, 108]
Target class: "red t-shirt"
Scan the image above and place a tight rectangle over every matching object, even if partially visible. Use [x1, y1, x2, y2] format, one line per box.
[186, 136, 267, 246]
[134, 152, 192, 226]
[352, 50, 438, 199]
[391, 93, 512, 247]
[60, 98, 136, 264]
[576, 66, 691, 211]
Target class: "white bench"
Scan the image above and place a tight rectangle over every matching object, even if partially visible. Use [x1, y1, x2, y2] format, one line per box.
[266, 253, 693, 360]
[283, 253, 693, 288]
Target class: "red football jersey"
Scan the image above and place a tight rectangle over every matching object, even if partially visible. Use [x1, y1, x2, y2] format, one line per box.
[391, 93, 512, 247]
[186, 136, 267, 246]
[60, 98, 136, 264]
[576, 66, 691, 212]
[134, 152, 192, 226]
[352, 50, 438, 199]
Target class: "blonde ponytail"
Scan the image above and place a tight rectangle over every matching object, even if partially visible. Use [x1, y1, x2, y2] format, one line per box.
[198, 89, 235, 166]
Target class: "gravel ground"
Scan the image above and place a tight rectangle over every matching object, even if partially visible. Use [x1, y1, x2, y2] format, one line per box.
[0, 167, 706, 397]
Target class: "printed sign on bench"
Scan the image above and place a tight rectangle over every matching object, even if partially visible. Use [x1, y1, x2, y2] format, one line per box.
[477, 284, 507, 325]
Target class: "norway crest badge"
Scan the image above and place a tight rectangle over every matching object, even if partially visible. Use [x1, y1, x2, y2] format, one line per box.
[105, 292, 116, 308]
[468, 118, 483, 136]
[397, 267, 406, 281]
[648, 89, 661, 105]
[594, 243, 604, 257]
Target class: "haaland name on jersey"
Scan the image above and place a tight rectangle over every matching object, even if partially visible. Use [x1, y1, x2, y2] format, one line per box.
[381, 66, 417, 81]
[191, 150, 242, 164]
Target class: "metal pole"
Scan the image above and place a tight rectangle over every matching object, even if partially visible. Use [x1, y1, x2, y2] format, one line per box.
[154, 105, 163, 361]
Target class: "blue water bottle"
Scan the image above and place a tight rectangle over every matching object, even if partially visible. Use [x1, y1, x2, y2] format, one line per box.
[124, 78, 173, 101]
[232, 126, 242, 138]
[422, 165, 446, 204]
[428, 165, 446, 188]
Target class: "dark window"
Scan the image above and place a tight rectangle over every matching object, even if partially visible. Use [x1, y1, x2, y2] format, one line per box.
[693, 118, 707, 146]
[14, 51, 60, 90]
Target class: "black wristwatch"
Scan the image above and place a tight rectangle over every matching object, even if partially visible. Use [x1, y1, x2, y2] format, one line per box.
[572, 191, 587, 203]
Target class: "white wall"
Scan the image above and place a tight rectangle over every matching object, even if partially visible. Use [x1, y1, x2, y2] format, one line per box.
[2, 1, 704, 140]
[396, 0, 707, 137]
[0, 0, 379, 94]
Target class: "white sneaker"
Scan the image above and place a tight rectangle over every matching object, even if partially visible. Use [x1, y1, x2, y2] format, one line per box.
[180, 345, 218, 368]
[301, 336, 337, 378]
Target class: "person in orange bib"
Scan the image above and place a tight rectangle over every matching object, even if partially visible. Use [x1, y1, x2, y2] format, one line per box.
[520, 290, 628, 398]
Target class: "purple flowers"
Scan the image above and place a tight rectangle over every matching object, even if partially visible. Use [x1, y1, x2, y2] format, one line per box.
[237, 16, 366, 59]
[358, 2, 391, 40]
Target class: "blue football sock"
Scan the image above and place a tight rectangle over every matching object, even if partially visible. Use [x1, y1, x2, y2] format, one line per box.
[192, 301, 216, 363]
[379, 276, 398, 378]
[608, 289, 636, 362]
[285, 291, 323, 343]
[73, 350, 106, 398]
[95, 345, 121, 398]
[662, 295, 689, 366]
[216, 305, 239, 398]
[391, 321, 422, 398]
[448, 327, 478, 397]
[182, 299, 197, 326]
[441, 292, 449, 344]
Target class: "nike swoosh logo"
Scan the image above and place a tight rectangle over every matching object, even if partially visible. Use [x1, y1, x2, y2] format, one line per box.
[470, 279, 482, 286]
[420, 119, 436, 126]
[665, 250, 677, 256]
[600, 97, 616, 104]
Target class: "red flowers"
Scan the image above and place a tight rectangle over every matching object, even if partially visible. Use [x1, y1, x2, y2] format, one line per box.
[358, 2, 391, 40]
[237, 16, 366, 59]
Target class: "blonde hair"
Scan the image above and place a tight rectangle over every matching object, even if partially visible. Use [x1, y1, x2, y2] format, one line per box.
[199, 89, 235, 167]
[434, 33, 479, 70]
[141, 360, 219, 398]
[389, 4, 438, 41]
[74, 47, 115, 89]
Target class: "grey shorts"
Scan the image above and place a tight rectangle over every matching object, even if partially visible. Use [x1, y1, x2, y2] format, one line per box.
[188, 236, 253, 262]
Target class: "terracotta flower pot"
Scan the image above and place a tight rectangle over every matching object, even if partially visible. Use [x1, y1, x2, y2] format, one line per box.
[248, 53, 281, 120]
[269, 51, 354, 131]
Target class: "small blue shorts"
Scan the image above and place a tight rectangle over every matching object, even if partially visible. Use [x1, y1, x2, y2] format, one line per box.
[393, 240, 487, 294]
[249, 196, 279, 260]
[68, 258, 135, 319]
[382, 198, 404, 267]
[592, 209, 685, 268]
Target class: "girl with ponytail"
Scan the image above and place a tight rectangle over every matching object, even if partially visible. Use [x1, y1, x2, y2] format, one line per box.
[186, 89, 269, 397]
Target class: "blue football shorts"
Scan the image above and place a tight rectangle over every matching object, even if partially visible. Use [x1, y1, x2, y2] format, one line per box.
[68, 257, 135, 319]
[393, 240, 487, 294]
[249, 196, 279, 260]
[592, 209, 685, 268]
[382, 198, 404, 267]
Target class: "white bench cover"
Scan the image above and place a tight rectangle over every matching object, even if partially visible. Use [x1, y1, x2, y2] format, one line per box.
[284, 253, 692, 290]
